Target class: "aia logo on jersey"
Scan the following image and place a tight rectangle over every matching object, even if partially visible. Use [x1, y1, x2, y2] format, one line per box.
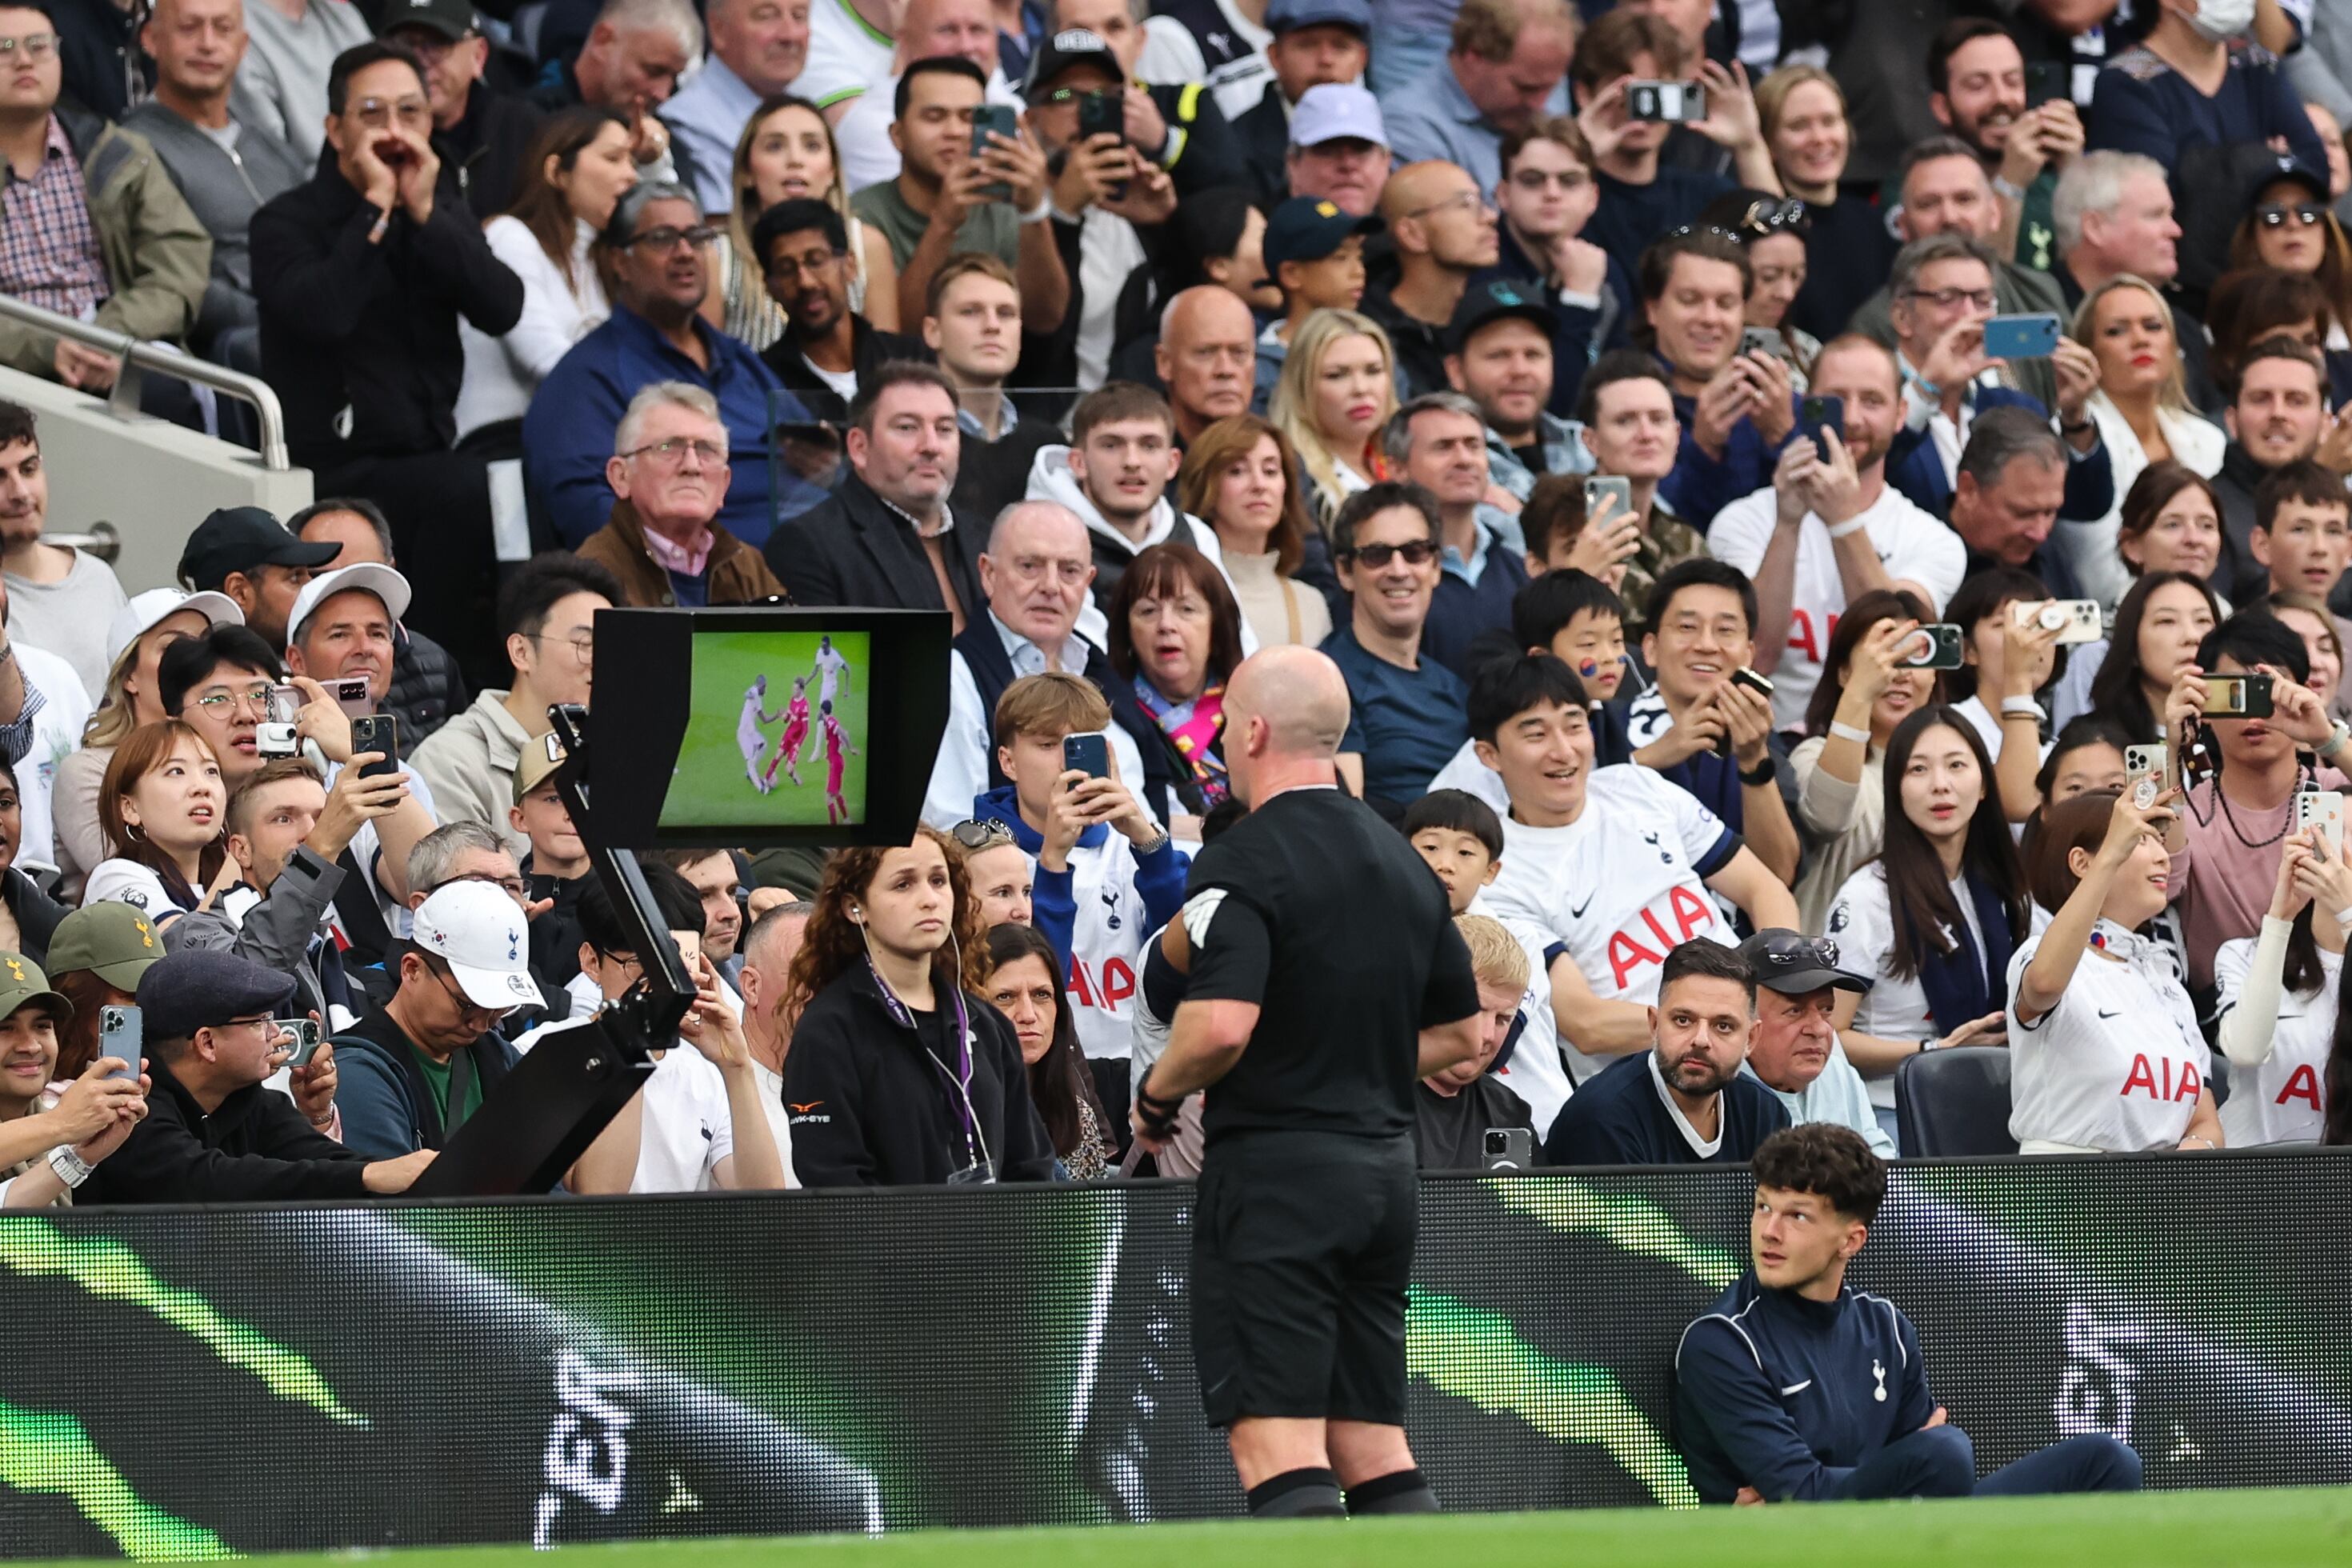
[1068, 955, 1137, 1011]
[2119, 1053, 2202, 1102]
[2275, 1063, 2324, 1110]
[1606, 886, 1720, 990]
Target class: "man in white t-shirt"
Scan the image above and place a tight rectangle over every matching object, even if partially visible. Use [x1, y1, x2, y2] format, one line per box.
[1706, 337, 1967, 730]
[0, 402, 130, 702]
[546, 867, 790, 1194]
[1472, 653, 1798, 1084]
[736, 898, 811, 1183]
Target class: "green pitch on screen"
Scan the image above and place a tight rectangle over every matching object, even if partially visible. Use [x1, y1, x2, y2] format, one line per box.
[666, 631, 870, 829]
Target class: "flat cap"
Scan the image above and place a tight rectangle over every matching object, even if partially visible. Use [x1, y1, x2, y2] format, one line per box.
[134, 950, 298, 1042]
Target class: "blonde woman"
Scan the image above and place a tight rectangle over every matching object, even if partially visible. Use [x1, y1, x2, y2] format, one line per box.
[2058, 274, 2225, 608]
[1752, 64, 1897, 342]
[705, 94, 900, 350]
[1267, 308, 1398, 529]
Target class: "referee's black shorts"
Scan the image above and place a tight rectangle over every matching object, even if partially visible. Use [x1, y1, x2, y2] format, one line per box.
[1190, 1128, 1418, 1428]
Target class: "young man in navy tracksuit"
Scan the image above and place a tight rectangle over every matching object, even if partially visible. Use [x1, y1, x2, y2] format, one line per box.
[1674, 1124, 2143, 1504]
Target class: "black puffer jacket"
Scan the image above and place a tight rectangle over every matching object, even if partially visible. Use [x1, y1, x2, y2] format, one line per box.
[784, 962, 1057, 1188]
[386, 622, 467, 746]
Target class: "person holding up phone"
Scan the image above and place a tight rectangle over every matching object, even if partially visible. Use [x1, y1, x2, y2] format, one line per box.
[1638, 226, 1798, 531]
[1708, 337, 1966, 732]
[967, 673, 1186, 1129]
[2212, 827, 2352, 1146]
[2162, 613, 2352, 992]
[0, 954, 148, 1208]
[2008, 786, 2222, 1154]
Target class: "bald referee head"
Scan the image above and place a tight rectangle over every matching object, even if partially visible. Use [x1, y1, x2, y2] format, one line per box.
[1224, 646, 1353, 806]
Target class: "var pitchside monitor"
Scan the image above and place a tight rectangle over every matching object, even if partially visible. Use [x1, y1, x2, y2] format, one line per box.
[586, 608, 951, 849]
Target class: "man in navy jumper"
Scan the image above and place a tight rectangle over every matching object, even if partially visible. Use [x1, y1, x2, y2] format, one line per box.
[1674, 1123, 2144, 1504]
[1640, 227, 1798, 532]
[1543, 940, 1791, 1166]
[1385, 392, 1530, 682]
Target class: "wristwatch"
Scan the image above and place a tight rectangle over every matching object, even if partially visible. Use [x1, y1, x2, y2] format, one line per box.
[1134, 828, 1173, 858]
[1738, 755, 1778, 786]
[46, 1146, 90, 1189]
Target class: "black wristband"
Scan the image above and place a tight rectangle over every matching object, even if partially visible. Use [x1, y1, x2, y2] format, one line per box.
[1738, 754, 1778, 786]
[1135, 1077, 1179, 1115]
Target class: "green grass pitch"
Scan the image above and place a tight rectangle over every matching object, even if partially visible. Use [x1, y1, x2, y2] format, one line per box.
[19, 1487, 2352, 1568]
[664, 630, 870, 829]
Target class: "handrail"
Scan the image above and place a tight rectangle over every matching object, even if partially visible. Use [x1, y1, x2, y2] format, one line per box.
[44, 520, 119, 563]
[0, 293, 290, 470]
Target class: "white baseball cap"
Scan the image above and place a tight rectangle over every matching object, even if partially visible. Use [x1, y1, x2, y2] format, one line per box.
[285, 563, 413, 651]
[1290, 82, 1388, 150]
[105, 588, 243, 668]
[411, 882, 545, 1011]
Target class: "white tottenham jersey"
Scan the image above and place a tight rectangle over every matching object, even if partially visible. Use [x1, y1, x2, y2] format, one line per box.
[1706, 484, 1966, 731]
[2006, 920, 2210, 1152]
[1481, 765, 1737, 1082]
[1042, 834, 1157, 1062]
[2213, 938, 2337, 1147]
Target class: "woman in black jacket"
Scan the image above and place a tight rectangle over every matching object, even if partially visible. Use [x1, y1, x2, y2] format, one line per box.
[782, 829, 1055, 1187]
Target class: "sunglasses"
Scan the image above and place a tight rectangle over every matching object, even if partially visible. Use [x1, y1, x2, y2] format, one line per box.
[2255, 203, 2326, 229]
[1338, 539, 1438, 568]
[950, 818, 1015, 852]
[1738, 197, 1810, 235]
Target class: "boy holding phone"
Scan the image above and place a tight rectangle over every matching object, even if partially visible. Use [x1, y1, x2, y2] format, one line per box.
[970, 674, 1187, 1122]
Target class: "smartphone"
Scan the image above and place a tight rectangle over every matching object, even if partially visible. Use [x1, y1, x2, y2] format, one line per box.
[969, 103, 1017, 202]
[1077, 89, 1126, 200]
[1730, 666, 1774, 698]
[350, 714, 401, 778]
[1062, 731, 1110, 780]
[1482, 1127, 1534, 1172]
[2011, 598, 2103, 644]
[1982, 313, 2062, 361]
[2297, 790, 2346, 858]
[1583, 474, 1632, 521]
[330, 676, 373, 718]
[1625, 80, 1705, 122]
[1896, 623, 1966, 670]
[2203, 673, 2274, 720]
[99, 1005, 141, 1083]
[1739, 326, 1781, 360]
[278, 1018, 323, 1069]
[2024, 60, 2067, 110]
[2125, 743, 2167, 809]
[1799, 393, 1845, 464]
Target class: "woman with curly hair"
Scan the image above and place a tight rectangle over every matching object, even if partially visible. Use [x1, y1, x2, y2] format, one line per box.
[782, 829, 1055, 1186]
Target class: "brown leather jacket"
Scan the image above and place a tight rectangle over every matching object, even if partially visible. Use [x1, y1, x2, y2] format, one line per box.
[575, 499, 787, 607]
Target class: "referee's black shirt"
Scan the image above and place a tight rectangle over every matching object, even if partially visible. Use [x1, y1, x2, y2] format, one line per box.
[1182, 786, 1482, 1145]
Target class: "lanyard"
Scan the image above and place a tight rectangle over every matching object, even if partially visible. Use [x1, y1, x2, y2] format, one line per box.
[865, 952, 977, 1161]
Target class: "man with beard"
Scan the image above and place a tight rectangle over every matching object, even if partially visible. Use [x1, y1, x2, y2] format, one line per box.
[754, 198, 931, 422]
[2209, 336, 2352, 606]
[1734, 930, 1894, 1156]
[1926, 18, 2083, 274]
[1542, 938, 1790, 1166]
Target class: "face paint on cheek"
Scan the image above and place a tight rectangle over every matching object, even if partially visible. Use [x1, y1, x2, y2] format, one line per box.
[1578, 659, 1600, 678]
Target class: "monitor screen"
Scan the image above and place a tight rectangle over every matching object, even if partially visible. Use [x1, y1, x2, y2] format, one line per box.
[666, 629, 873, 830]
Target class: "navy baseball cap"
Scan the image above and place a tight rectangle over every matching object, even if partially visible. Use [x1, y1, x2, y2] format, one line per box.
[1266, 0, 1372, 36]
[2243, 152, 2331, 210]
[1446, 278, 1558, 353]
[1262, 196, 1382, 270]
[178, 506, 342, 593]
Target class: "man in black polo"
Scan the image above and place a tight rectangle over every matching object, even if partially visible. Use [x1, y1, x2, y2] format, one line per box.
[1132, 643, 1483, 1519]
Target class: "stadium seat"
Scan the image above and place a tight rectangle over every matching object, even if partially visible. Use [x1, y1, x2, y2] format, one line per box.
[1895, 1046, 2018, 1158]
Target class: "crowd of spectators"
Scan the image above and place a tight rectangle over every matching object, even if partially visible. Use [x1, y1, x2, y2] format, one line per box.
[10, 0, 2352, 1208]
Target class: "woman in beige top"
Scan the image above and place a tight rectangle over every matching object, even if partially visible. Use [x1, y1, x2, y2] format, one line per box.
[1175, 414, 1333, 649]
[1787, 588, 1939, 933]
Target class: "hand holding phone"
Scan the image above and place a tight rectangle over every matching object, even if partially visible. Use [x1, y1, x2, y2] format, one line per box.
[1062, 731, 1111, 781]
[1896, 624, 1966, 670]
[350, 714, 401, 778]
[99, 1005, 142, 1084]
[1982, 314, 2062, 362]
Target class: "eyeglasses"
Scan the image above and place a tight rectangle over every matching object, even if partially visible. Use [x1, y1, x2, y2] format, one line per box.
[766, 248, 846, 284]
[625, 224, 722, 252]
[1664, 224, 1739, 242]
[524, 630, 594, 662]
[1903, 286, 1998, 311]
[347, 95, 432, 130]
[620, 437, 730, 467]
[225, 1014, 285, 1040]
[951, 818, 1016, 852]
[0, 33, 58, 60]
[400, 28, 478, 61]
[1509, 167, 1590, 193]
[1738, 196, 1810, 234]
[1337, 539, 1438, 568]
[427, 962, 518, 1024]
[192, 683, 274, 717]
[424, 870, 530, 902]
[2256, 202, 2326, 229]
[1405, 188, 1491, 222]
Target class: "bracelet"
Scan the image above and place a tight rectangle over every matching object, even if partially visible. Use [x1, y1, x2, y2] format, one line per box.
[1828, 719, 1871, 745]
[1907, 370, 1944, 402]
[1134, 829, 1173, 858]
[1017, 192, 1054, 225]
[2001, 697, 2045, 721]
[1738, 755, 1777, 786]
[1134, 1077, 1181, 1138]
[46, 1145, 90, 1189]
[2334, 904, 2352, 930]
[2321, 720, 2350, 758]
[1823, 516, 1870, 541]
[1918, 1036, 1939, 1054]
[1990, 174, 2027, 202]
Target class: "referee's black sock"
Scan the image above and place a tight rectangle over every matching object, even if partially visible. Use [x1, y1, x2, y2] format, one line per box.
[1346, 1467, 1439, 1515]
[1246, 1467, 1346, 1518]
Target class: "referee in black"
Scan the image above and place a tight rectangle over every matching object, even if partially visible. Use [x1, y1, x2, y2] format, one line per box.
[1131, 644, 1485, 1520]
